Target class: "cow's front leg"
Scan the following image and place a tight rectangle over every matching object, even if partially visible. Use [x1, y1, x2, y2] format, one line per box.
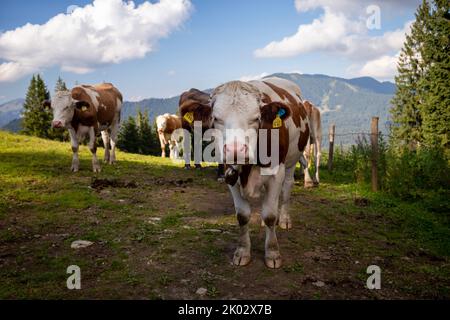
[229, 183, 252, 266]
[109, 117, 119, 164]
[262, 166, 285, 269]
[68, 128, 80, 172]
[101, 130, 110, 163]
[169, 141, 176, 159]
[89, 127, 101, 173]
[279, 165, 295, 230]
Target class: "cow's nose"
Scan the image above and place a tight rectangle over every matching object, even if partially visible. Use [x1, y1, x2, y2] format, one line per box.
[52, 120, 63, 128]
[223, 142, 248, 163]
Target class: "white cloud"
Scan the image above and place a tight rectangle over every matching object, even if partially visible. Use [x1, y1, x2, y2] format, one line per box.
[349, 54, 400, 80]
[239, 72, 270, 82]
[0, 0, 192, 82]
[254, 0, 414, 80]
[254, 9, 360, 58]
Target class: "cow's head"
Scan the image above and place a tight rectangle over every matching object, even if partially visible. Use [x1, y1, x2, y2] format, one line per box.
[211, 81, 263, 164]
[179, 98, 213, 131]
[44, 90, 90, 129]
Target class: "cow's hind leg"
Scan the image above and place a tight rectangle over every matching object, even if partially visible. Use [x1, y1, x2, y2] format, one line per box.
[89, 127, 101, 173]
[229, 184, 252, 266]
[314, 136, 321, 186]
[109, 116, 119, 164]
[279, 165, 295, 230]
[101, 130, 110, 163]
[262, 165, 285, 268]
[68, 128, 80, 172]
[303, 140, 314, 188]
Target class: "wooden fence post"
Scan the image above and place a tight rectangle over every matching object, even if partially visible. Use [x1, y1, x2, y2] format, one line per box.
[327, 124, 335, 172]
[371, 117, 379, 192]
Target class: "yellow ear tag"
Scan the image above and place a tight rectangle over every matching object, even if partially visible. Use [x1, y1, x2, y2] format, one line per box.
[81, 106, 88, 112]
[273, 115, 282, 128]
[183, 111, 194, 124]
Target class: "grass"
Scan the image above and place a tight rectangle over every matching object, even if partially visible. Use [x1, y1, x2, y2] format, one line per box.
[0, 130, 449, 299]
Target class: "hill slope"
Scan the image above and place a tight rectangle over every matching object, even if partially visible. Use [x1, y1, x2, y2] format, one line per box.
[0, 98, 24, 128]
[0, 131, 448, 299]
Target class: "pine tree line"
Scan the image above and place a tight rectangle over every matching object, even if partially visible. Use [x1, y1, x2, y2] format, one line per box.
[117, 109, 161, 155]
[391, 0, 449, 150]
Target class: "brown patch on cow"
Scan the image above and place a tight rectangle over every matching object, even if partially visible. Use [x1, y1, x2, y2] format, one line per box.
[298, 122, 310, 152]
[179, 99, 212, 132]
[164, 116, 182, 135]
[261, 93, 272, 104]
[259, 102, 290, 166]
[239, 165, 253, 188]
[71, 101, 98, 134]
[262, 81, 305, 127]
[71, 83, 121, 126]
[179, 89, 212, 132]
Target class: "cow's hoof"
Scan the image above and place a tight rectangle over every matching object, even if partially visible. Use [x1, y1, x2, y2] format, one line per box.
[265, 253, 282, 269]
[194, 164, 202, 169]
[71, 167, 79, 173]
[279, 218, 292, 230]
[108, 160, 116, 165]
[184, 165, 191, 170]
[233, 248, 251, 266]
[93, 166, 101, 173]
[304, 181, 315, 188]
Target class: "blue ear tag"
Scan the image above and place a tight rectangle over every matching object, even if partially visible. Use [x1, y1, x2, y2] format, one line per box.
[277, 108, 286, 117]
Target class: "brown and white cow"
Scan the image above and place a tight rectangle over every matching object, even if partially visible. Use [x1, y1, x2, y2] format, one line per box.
[178, 88, 212, 169]
[44, 83, 122, 172]
[210, 77, 310, 269]
[302, 100, 322, 187]
[156, 113, 182, 159]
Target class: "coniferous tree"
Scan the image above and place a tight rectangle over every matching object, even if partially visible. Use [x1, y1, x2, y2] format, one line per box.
[391, 0, 449, 151]
[21, 74, 52, 138]
[117, 116, 140, 153]
[137, 109, 154, 155]
[55, 76, 68, 92]
[390, 0, 431, 149]
[419, 0, 450, 148]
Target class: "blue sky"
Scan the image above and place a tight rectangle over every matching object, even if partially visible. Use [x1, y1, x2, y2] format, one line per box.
[0, 0, 421, 103]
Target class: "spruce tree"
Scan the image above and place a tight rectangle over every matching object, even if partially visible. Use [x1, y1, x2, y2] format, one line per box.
[55, 76, 68, 92]
[419, 0, 450, 148]
[137, 109, 154, 155]
[21, 74, 52, 138]
[117, 116, 140, 153]
[390, 0, 431, 149]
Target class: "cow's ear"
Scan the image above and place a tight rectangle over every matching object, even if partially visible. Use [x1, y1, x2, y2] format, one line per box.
[74, 101, 90, 109]
[43, 100, 51, 109]
[260, 102, 291, 122]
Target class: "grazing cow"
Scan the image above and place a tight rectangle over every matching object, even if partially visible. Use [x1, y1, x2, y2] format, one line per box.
[209, 77, 311, 268]
[156, 113, 182, 159]
[302, 100, 322, 187]
[44, 83, 122, 172]
[179, 88, 224, 179]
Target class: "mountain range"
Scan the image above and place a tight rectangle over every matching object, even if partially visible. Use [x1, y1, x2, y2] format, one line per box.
[0, 73, 395, 145]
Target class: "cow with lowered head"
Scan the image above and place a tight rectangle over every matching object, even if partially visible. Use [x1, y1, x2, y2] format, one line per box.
[156, 113, 182, 159]
[178, 88, 224, 179]
[44, 83, 122, 172]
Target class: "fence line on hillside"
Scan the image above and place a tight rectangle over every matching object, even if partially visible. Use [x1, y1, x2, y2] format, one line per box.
[325, 117, 381, 192]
